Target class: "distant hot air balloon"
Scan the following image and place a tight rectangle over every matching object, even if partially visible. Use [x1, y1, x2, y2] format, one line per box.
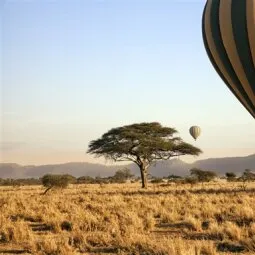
[202, 0, 255, 119]
[189, 126, 201, 141]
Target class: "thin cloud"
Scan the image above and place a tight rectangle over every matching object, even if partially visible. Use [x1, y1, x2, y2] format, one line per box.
[0, 142, 27, 151]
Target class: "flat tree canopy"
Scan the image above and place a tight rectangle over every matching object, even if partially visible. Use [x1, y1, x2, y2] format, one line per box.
[41, 174, 75, 194]
[190, 168, 217, 182]
[87, 122, 202, 188]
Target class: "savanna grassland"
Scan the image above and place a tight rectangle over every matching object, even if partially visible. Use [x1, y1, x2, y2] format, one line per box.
[0, 182, 255, 255]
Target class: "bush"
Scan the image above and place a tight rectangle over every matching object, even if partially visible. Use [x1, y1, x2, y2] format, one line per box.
[61, 221, 73, 231]
[184, 177, 198, 186]
[168, 174, 182, 180]
[190, 168, 217, 183]
[151, 178, 163, 184]
[111, 168, 134, 183]
[225, 172, 237, 182]
[41, 174, 75, 194]
[77, 176, 95, 184]
[241, 169, 255, 182]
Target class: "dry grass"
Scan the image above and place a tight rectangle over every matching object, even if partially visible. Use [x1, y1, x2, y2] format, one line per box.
[0, 182, 255, 254]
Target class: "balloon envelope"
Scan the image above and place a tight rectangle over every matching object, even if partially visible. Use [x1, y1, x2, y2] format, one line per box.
[189, 126, 201, 140]
[202, 0, 255, 119]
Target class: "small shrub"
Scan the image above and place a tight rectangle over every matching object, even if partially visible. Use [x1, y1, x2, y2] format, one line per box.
[151, 178, 163, 184]
[41, 174, 75, 194]
[61, 221, 73, 232]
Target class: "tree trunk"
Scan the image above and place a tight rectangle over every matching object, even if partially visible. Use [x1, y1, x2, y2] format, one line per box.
[42, 186, 52, 195]
[140, 165, 148, 189]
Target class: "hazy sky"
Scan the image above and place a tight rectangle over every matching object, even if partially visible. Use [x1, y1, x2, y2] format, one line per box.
[1, 0, 254, 165]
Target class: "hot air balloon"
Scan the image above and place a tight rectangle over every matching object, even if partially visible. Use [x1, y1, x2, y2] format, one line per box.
[202, 0, 255, 119]
[189, 126, 201, 141]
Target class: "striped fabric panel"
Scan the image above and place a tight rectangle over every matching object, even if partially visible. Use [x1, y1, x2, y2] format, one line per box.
[202, 0, 255, 118]
[247, 1, 255, 70]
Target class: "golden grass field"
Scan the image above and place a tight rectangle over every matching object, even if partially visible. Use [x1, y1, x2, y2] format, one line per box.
[0, 182, 255, 255]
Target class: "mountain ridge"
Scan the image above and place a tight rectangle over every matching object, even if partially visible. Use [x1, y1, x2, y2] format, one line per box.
[0, 154, 254, 179]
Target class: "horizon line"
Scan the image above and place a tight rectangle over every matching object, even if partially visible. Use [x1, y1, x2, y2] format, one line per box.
[0, 153, 254, 167]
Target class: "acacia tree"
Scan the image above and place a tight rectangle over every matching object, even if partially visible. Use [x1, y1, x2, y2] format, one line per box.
[87, 122, 202, 188]
[41, 174, 75, 194]
[112, 168, 134, 183]
[241, 169, 255, 182]
[225, 172, 237, 182]
[190, 168, 217, 183]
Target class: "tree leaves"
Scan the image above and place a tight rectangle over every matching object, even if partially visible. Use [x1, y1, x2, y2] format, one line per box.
[87, 122, 202, 166]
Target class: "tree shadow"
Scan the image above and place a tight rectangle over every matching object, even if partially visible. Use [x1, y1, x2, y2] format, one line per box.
[0, 250, 31, 254]
[85, 187, 255, 197]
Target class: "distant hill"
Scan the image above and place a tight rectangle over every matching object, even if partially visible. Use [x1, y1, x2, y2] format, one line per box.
[0, 162, 120, 179]
[0, 154, 254, 179]
[192, 154, 255, 175]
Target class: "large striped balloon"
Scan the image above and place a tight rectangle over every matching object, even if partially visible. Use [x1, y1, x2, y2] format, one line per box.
[202, 0, 255, 119]
[189, 126, 201, 141]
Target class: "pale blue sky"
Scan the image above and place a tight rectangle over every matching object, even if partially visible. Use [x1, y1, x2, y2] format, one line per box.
[1, 0, 254, 165]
